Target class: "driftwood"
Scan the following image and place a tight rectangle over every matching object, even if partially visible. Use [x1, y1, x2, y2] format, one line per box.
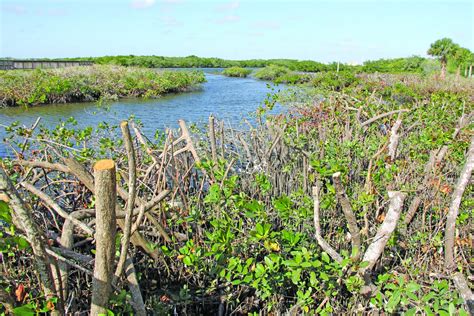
[91, 160, 117, 316]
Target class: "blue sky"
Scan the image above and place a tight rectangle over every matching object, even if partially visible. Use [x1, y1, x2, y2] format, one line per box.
[0, 0, 472, 63]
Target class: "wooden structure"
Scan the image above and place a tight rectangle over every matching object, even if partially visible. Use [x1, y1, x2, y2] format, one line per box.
[0, 59, 93, 70]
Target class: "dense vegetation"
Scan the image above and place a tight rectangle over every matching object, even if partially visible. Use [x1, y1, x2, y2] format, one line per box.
[0, 65, 205, 107]
[222, 67, 252, 78]
[0, 37, 473, 314]
[0, 68, 473, 314]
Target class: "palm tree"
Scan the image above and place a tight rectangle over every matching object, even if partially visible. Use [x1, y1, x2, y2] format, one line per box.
[452, 47, 472, 79]
[427, 38, 458, 80]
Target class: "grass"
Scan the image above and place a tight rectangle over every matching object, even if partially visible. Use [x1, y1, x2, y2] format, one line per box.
[0, 65, 206, 107]
[222, 66, 252, 78]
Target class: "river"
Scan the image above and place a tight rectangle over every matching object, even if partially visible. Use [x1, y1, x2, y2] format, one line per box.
[0, 71, 285, 156]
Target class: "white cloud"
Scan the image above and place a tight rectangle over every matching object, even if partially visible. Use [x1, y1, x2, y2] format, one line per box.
[130, 0, 156, 9]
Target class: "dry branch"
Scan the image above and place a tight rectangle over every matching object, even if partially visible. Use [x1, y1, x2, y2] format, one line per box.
[361, 191, 406, 273]
[21, 182, 94, 235]
[445, 136, 474, 271]
[388, 117, 402, 161]
[360, 109, 409, 127]
[332, 172, 361, 258]
[209, 115, 218, 163]
[115, 121, 137, 282]
[0, 168, 63, 313]
[312, 185, 343, 263]
[125, 256, 147, 316]
[62, 156, 161, 261]
[452, 272, 474, 314]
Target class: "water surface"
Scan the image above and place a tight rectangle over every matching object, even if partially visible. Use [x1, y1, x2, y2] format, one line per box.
[0, 72, 283, 156]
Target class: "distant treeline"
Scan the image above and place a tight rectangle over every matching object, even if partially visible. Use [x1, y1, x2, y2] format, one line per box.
[2, 55, 444, 74]
[60, 55, 438, 74]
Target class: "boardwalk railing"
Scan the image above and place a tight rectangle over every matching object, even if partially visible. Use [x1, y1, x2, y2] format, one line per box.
[0, 59, 93, 70]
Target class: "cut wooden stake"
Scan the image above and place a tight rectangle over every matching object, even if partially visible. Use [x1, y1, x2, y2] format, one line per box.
[312, 185, 343, 263]
[62, 157, 161, 261]
[91, 159, 117, 316]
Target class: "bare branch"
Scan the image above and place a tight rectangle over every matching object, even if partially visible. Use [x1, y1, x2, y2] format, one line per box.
[361, 191, 406, 273]
[360, 109, 409, 127]
[445, 136, 474, 271]
[332, 172, 361, 259]
[312, 185, 343, 263]
[21, 182, 94, 235]
[114, 121, 137, 282]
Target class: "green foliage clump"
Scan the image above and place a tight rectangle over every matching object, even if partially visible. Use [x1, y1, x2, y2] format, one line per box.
[254, 65, 291, 81]
[310, 71, 360, 91]
[222, 66, 252, 78]
[0, 65, 206, 107]
[362, 56, 427, 73]
[273, 73, 312, 84]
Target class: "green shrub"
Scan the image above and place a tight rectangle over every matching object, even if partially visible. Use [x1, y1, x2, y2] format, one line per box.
[310, 71, 360, 91]
[0, 66, 206, 106]
[254, 65, 291, 80]
[222, 66, 252, 78]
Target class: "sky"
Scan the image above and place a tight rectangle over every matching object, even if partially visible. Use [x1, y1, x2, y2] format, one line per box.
[0, 0, 473, 63]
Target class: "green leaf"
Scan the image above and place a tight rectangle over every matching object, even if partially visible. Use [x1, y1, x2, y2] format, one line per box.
[13, 304, 36, 316]
[183, 256, 192, 266]
[321, 252, 330, 263]
[386, 290, 401, 312]
[0, 201, 12, 224]
[448, 303, 455, 316]
[406, 282, 421, 292]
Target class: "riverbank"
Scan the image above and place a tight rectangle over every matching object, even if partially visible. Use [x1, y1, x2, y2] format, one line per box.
[0, 65, 206, 107]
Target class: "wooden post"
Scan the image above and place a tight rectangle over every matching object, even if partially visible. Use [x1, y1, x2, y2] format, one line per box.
[91, 160, 117, 316]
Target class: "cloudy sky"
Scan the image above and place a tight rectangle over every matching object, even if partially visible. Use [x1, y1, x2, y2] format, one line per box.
[0, 0, 472, 63]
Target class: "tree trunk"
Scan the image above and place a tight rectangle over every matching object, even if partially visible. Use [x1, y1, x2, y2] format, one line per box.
[91, 160, 117, 316]
[440, 61, 447, 80]
[469, 64, 472, 78]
